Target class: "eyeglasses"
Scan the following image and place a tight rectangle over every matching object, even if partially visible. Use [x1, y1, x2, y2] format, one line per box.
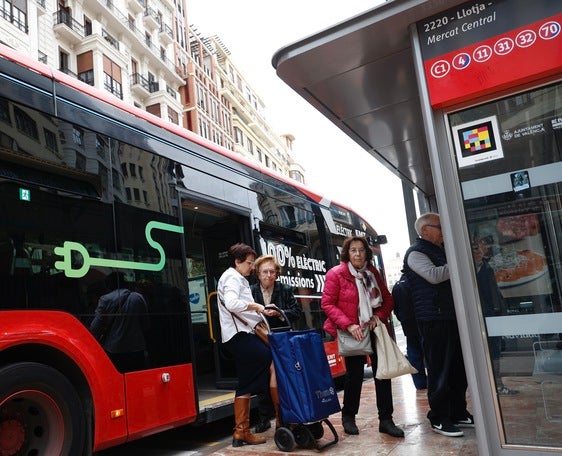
[245, 260, 255, 265]
[349, 248, 366, 255]
[259, 269, 276, 275]
[425, 224, 441, 230]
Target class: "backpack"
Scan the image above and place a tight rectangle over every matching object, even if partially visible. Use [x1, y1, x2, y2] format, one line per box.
[391, 273, 415, 322]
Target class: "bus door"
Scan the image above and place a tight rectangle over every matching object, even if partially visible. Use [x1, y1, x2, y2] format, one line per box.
[181, 197, 252, 405]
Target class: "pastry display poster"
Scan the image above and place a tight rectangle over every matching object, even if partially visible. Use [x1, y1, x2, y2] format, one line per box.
[470, 212, 551, 298]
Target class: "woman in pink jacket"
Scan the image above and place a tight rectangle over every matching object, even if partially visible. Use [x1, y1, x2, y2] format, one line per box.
[322, 235, 404, 438]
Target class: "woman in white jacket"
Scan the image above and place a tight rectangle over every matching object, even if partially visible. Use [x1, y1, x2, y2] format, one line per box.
[217, 242, 277, 447]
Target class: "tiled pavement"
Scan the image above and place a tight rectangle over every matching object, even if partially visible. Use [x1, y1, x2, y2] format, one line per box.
[207, 372, 479, 456]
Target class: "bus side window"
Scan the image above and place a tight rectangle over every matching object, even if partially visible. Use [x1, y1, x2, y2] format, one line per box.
[0, 236, 15, 275]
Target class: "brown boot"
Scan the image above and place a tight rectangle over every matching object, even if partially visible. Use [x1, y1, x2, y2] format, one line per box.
[270, 386, 281, 429]
[232, 397, 266, 447]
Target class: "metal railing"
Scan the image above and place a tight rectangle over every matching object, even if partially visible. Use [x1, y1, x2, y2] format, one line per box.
[53, 9, 85, 37]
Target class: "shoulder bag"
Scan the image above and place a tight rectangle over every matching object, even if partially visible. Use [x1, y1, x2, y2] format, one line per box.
[219, 298, 270, 346]
[337, 326, 373, 356]
[373, 316, 418, 379]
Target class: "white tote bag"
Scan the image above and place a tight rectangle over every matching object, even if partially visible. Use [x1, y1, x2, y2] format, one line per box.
[373, 316, 418, 379]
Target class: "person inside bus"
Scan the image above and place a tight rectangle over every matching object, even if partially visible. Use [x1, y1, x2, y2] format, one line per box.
[321, 235, 405, 438]
[250, 254, 302, 433]
[471, 239, 518, 396]
[217, 243, 279, 447]
[89, 272, 150, 372]
[402, 212, 473, 437]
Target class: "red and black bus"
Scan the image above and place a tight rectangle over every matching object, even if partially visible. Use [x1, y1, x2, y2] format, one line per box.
[0, 45, 387, 454]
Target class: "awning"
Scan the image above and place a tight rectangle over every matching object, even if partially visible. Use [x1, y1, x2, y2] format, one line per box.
[272, 0, 467, 199]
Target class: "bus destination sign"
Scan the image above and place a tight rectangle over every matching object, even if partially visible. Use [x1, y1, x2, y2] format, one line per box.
[417, 0, 562, 108]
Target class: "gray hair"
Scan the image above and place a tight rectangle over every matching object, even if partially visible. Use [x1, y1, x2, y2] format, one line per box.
[414, 212, 440, 236]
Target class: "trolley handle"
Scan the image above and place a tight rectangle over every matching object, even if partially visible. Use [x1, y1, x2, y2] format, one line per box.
[261, 305, 293, 332]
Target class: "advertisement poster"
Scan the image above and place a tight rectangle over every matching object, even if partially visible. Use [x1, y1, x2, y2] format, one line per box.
[188, 276, 207, 323]
[469, 212, 551, 300]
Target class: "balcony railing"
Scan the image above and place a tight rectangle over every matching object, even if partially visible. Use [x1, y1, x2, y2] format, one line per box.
[53, 10, 84, 37]
[131, 73, 151, 92]
[102, 29, 119, 50]
[59, 67, 78, 78]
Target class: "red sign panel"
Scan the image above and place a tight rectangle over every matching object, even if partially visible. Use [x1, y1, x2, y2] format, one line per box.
[418, 1, 562, 108]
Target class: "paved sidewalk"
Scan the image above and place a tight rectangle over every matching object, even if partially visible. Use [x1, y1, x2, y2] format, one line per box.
[209, 371, 478, 456]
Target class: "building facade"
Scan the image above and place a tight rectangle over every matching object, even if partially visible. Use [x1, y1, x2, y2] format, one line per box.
[1, 0, 302, 181]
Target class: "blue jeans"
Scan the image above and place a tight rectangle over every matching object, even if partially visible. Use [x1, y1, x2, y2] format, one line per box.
[400, 318, 427, 389]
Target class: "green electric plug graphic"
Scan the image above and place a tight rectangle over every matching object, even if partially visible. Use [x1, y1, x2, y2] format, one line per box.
[54, 221, 184, 278]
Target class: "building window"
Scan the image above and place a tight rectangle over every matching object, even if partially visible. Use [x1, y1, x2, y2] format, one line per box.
[14, 106, 38, 140]
[59, 50, 70, 73]
[78, 70, 94, 85]
[84, 17, 92, 35]
[234, 127, 243, 146]
[0, 98, 11, 124]
[77, 51, 94, 86]
[103, 55, 123, 99]
[44, 129, 58, 153]
[95, 135, 107, 160]
[72, 126, 83, 146]
[1, 0, 27, 32]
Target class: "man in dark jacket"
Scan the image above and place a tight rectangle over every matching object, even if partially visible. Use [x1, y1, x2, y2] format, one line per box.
[403, 213, 473, 438]
[90, 272, 150, 372]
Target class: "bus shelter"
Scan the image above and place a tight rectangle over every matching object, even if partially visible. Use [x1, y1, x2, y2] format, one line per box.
[273, 0, 562, 454]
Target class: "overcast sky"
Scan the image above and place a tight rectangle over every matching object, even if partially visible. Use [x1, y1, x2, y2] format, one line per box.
[187, 1, 411, 259]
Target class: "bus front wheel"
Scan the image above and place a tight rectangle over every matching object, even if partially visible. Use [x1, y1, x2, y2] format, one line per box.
[0, 362, 86, 456]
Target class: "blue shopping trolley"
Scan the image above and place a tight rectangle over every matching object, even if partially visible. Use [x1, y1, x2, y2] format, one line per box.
[264, 307, 340, 452]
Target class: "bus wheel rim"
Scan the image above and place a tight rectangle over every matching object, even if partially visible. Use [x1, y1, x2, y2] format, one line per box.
[0, 389, 65, 455]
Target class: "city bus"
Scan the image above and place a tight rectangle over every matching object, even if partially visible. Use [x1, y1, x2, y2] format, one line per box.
[0, 45, 387, 455]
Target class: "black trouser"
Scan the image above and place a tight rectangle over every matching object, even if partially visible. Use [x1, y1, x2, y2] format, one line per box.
[418, 319, 468, 424]
[341, 348, 393, 421]
[257, 390, 275, 421]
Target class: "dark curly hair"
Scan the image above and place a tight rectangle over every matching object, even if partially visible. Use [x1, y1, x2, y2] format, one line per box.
[227, 243, 257, 267]
[340, 236, 373, 263]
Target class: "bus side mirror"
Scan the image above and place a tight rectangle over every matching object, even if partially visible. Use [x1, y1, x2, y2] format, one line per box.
[370, 235, 387, 245]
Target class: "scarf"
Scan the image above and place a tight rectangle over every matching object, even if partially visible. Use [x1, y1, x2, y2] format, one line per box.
[347, 261, 382, 324]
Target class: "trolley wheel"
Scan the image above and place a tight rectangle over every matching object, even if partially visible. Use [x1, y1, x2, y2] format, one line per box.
[274, 426, 297, 452]
[0, 362, 85, 456]
[293, 424, 315, 448]
[307, 421, 324, 439]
